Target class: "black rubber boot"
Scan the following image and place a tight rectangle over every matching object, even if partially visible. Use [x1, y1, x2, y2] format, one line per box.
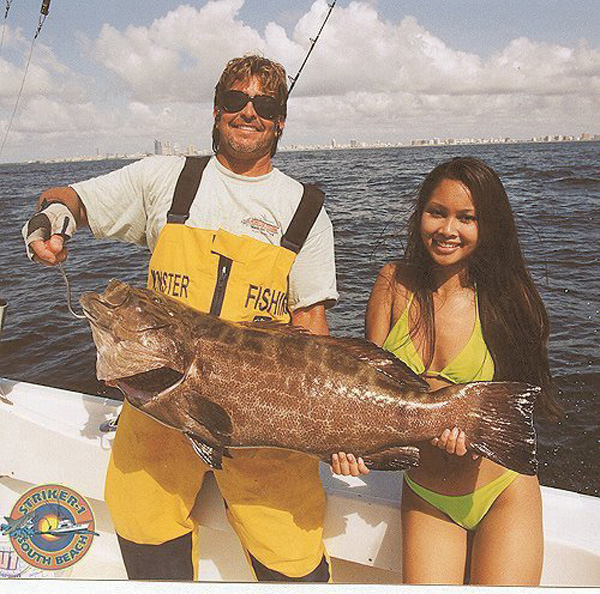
[249, 552, 330, 582]
[117, 532, 195, 580]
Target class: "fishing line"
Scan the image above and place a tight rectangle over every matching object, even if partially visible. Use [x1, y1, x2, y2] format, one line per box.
[0, 0, 51, 159]
[288, 1, 336, 95]
[57, 263, 87, 320]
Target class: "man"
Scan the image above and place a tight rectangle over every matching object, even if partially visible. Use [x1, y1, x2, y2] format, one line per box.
[23, 55, 338, 581]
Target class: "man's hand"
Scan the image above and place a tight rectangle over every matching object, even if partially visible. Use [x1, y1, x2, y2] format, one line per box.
[22, 201, 76, 265]
[22, 187, 87, 265]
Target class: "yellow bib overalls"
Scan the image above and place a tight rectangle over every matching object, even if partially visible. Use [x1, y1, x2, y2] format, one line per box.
[104, 157, 330, 581]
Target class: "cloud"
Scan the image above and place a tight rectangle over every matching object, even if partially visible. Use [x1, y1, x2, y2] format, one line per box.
[0, 0, 598, 161]
[92, 0, 266, 103]
[88, 0, 599, 106]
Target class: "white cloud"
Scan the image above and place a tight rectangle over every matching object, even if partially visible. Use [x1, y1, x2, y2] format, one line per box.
[0, 0, 598, 161]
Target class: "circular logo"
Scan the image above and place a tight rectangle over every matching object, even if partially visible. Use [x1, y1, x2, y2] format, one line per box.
[4, 484, 96, 571]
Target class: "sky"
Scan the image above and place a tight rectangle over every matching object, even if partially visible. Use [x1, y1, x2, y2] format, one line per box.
[0, 0, 598, 162]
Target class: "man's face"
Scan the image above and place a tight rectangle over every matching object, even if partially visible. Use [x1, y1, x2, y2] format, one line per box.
[214, 76, 284, 163]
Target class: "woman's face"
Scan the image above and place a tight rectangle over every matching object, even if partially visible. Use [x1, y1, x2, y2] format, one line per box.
[420, 178, 479, 269]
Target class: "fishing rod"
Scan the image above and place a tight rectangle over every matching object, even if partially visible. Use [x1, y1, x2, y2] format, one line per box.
[288, 0, 336, 95]
[0, 0, 52, 159]
[0, 0, 14, 59]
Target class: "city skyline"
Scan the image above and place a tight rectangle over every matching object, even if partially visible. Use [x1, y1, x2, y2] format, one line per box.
[24, 132, 599, 166]
[0, 1, 598, 163]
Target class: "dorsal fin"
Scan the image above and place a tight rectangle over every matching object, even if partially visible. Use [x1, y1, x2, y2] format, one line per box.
[309, 335, 430, 392]
[236, 320, 311, 335]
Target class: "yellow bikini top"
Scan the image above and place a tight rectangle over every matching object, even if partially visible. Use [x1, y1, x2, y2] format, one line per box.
[382, 291, 495, 384]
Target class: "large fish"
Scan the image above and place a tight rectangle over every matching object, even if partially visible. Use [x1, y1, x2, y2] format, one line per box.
[80, 280, 538, 474]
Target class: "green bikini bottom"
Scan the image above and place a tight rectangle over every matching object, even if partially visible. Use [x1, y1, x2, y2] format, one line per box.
[404, 470, 519, 531]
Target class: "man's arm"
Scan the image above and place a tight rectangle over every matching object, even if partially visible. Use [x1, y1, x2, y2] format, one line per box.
[36, 187, 88, 226]
[290, 302, 329, 335]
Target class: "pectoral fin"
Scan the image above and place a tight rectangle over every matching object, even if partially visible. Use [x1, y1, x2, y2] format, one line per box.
[185, 394, 233, 440]
[362, 446, 420, 471]
[185, 433, 230, 469]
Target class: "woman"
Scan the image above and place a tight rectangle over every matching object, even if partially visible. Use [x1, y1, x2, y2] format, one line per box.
[344, 157, 560, 584]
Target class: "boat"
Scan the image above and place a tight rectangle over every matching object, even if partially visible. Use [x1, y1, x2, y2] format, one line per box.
[1, 376, 599, 584]
[39, 518, 92, 536]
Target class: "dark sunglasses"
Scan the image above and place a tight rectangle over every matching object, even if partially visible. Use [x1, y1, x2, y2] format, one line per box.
[220, 90, 282, 121]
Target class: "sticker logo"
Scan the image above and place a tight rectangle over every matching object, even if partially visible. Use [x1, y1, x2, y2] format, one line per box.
[0, 484, 98, 572]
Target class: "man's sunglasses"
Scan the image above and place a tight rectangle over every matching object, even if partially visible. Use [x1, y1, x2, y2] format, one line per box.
[220, 90, 282, 121]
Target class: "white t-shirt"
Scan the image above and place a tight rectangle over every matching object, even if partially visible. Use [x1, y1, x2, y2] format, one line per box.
[72, 156, 338, 311]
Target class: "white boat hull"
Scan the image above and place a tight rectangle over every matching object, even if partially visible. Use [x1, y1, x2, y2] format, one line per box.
[1, 378, 599, 584]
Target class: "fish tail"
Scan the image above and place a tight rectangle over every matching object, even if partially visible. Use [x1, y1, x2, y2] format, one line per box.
[437, 381, 539, 475]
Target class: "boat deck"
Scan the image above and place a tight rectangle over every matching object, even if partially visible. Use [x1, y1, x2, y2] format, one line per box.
[1, 378, 599, 584]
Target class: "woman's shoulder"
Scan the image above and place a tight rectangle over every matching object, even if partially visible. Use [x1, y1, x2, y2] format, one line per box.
[377, 261, 414, 295]
[370, 261, 414, 315]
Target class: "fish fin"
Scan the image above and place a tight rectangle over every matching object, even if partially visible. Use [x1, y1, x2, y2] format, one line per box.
[315, 336, 429, 392]
[237, 320, 311, 335]
[436, 382, 539, 475]
[185, 433, 224, 470]
[362, 446, 420, 471]
[185, 395, 233, 439]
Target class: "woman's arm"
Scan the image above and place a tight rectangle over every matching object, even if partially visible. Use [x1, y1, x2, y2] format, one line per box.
[365, 262, 397, 346]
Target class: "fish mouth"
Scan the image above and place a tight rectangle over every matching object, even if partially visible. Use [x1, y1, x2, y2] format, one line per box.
[113, 367, 185, 406]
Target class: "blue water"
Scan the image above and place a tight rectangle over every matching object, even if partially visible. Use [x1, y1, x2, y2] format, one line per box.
[0, 142, 598, 495]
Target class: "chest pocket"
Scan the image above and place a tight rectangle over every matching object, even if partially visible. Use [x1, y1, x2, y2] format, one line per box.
[148, 156, 324, 324]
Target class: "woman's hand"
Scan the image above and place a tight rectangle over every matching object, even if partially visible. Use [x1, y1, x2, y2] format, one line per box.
[330, 452, 371, 476]
[431, 427, 479, 460]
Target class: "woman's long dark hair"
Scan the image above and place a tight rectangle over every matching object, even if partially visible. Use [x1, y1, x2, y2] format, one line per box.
[399, 156, 561, 419]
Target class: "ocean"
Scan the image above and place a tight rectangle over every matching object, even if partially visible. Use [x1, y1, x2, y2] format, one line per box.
[0, 142, 598, 496]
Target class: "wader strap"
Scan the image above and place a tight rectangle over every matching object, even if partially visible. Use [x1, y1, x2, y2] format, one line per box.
[167, 156, 211, 224]
[280, 184, 325, 254]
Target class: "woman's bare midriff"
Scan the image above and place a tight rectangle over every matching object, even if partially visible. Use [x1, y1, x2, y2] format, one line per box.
[407, 374, 511, 495]
[407, 447, 510, 495]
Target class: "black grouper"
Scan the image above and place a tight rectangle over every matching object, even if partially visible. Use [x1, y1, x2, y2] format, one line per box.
[80, 279, 538, 473]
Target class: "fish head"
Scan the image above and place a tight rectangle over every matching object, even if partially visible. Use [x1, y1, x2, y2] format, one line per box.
[80, 279, 193, 404]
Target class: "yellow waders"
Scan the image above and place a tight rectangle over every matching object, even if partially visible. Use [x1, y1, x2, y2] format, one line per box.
[105, 157, 330, 581]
